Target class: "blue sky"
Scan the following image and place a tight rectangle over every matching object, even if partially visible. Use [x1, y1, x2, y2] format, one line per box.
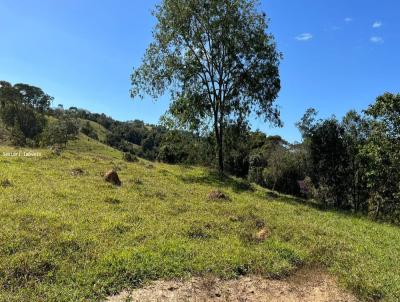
[1, 0, 399, 142]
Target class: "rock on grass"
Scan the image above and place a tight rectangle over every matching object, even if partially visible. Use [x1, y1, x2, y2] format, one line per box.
[207, 190, 230, 201]
[104, 170, 122, 186]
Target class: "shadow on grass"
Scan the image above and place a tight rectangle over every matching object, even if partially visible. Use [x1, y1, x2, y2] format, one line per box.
[178, 170, 254, 193]
[280, 194, 376, 224]
[178, 168, 377, 224]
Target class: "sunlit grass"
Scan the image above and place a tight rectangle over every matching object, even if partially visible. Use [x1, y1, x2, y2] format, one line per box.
[0, 137, 399, 301]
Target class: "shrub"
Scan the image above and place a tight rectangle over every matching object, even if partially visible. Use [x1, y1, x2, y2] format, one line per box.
[10, 121, 26, 146]
[41, 118, 79, 147]
[1, 179, 12, 188]
[123, 152, 138, 163]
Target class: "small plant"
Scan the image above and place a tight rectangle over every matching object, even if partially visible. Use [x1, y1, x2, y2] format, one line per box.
[104, 197, 122, 205]
[70, 168, 85, 176]
[109, 223, 131, 235]
[123, 152, 138, 163]
[133, 178, 143, 185]
[1, 179, 12, 188]
[51, 145, 62, 156]
[154, 191, 166, 200]
[12, 194, 28, 203]
[187, 225, 211, 240]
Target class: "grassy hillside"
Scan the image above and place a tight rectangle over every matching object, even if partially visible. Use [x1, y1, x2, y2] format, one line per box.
[78, 119, 110, 143]
[0, 137, 399, 301]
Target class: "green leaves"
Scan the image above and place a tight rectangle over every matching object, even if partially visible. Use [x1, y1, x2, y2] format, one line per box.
[131, 0, 281, 172]
[361, 93, 400, 221]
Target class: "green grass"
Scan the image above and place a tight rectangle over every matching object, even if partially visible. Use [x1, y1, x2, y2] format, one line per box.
[78, 119, 110, 143]
[0, 137, 399, 301]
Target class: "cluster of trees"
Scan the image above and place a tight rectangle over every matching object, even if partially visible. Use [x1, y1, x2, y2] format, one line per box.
[95, 91, 400, 224]
[0, 81, 79, 147]
[127, 0, 400, 223]
[297, 93, 400, 223]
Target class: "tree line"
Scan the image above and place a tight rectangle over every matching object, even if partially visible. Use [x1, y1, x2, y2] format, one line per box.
[0, 81, 79, 148]
[1, 80, 399, 222]
[297, 93, 400, 223]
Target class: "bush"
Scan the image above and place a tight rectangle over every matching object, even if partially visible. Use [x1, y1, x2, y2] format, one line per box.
[248, 153, 267, 186]
[123, 152, 138, 163]
[157, 144, 180, 164]
[10, 121, 26, 146]
[41, 118, 79, 147]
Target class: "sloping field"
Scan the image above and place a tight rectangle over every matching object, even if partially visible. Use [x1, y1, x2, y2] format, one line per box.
[0, 137, 399, 301]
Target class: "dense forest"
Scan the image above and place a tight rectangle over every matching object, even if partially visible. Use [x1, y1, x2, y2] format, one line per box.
[1, 80, 399, 223]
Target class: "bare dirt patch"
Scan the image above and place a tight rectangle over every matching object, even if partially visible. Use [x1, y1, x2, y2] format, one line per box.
[106, 268, 358, 302]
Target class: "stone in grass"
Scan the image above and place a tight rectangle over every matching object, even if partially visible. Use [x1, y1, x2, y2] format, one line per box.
[104, 170, 122, 186]
[1, 179, 12, 188]
[207, 190, 230, 201]
[255, 228, 271, 242]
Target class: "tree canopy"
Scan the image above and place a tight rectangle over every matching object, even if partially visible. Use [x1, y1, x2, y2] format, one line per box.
[131, 0, 282, 172]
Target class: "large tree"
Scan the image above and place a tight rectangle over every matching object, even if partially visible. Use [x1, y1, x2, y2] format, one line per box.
[362, 93, 400, 220]
[131, 0, 281, 173]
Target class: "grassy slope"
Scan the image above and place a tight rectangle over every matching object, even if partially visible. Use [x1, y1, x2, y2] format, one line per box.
[78, 118, 141, 150]
[0, 137, 399, 302]
[78, 119, 110, 143]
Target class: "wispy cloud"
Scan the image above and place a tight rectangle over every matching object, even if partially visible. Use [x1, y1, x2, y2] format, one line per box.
[344, 17, 353, 22]
[372, 21, 382, 28]
[295, 33, 313, 42]
[370, 36, 384, 44]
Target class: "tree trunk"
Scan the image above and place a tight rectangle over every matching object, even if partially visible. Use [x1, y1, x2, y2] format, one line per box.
[213, 104, 224, 175]
[215, 124, 224, 174]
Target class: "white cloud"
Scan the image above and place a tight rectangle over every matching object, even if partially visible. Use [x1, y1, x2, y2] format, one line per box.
[372, 21, 382, 28]
[344, 17, 353, 22]
[370, 36, 384, 44]
[295, 33, 313, 41]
